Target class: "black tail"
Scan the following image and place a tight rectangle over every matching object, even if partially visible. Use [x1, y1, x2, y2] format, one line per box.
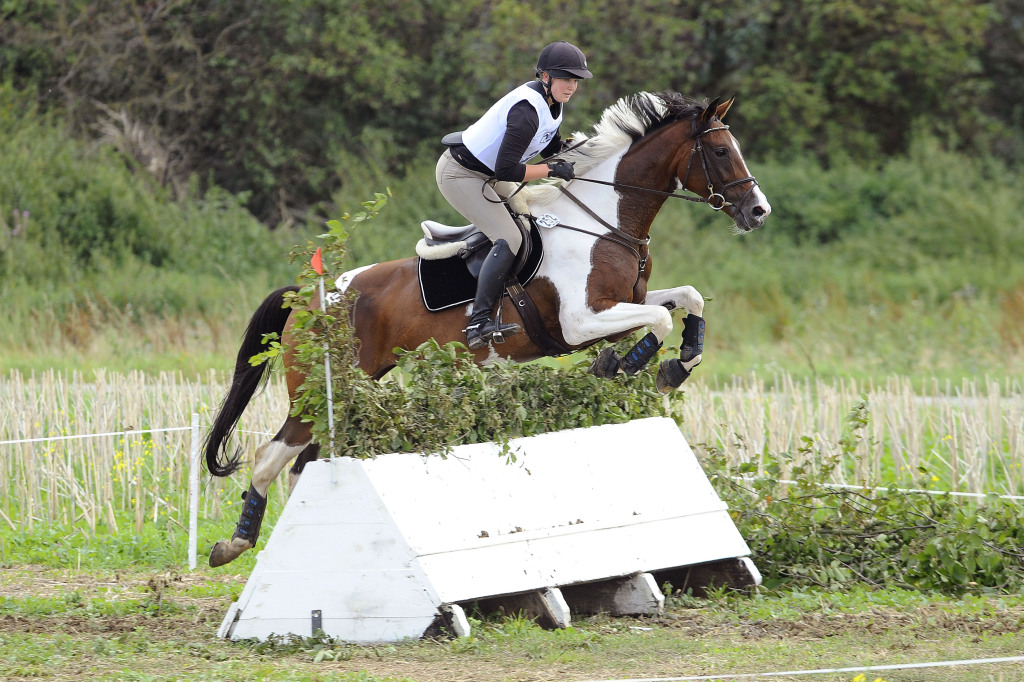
[204, 285, 300, 477]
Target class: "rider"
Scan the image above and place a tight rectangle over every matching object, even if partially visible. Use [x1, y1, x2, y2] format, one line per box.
[436, 40, 592, 350]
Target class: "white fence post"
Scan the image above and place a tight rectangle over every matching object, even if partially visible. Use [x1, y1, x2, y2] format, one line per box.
[189, 412, 200, 571]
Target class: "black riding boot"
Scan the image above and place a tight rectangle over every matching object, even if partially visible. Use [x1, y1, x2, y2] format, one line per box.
[465, 239, 521, 349]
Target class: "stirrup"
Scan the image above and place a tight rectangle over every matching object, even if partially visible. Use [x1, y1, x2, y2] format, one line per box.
[465, 320, 522, 350]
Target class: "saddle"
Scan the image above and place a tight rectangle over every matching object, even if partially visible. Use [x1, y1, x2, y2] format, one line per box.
[415, 219, 544, 311]
[416, 218, 570, 356]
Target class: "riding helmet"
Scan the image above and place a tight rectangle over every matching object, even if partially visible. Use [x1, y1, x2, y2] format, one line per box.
[535, 41, 593, 79]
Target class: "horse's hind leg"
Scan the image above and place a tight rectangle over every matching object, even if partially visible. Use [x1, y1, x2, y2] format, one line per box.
[288, 442, 321, 495]
[209, 416, 312, 567]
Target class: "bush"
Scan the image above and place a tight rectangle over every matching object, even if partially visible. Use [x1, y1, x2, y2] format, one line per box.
[0, 86, 310, 363]
[707, 405, 1024, 594]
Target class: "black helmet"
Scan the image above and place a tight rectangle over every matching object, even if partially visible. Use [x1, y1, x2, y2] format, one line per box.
[536, 41, 593, 80]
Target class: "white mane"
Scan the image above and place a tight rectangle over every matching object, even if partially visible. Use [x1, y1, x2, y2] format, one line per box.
[511, 92, 672, 211]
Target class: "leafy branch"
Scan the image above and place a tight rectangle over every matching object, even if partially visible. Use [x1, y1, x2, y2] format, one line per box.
[277, 191, 680, 461]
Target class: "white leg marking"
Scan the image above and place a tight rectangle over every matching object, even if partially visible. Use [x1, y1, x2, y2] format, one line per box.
[251, 440, 310, 496]
[644, 285, 705, 316]
[562, 302, 673, 346]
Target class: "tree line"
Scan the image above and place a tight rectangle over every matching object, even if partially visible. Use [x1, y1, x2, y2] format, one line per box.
[2, 0, 1021, 225]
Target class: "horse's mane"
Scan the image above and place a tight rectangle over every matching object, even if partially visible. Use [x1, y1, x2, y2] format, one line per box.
[513, 91, 706, 209]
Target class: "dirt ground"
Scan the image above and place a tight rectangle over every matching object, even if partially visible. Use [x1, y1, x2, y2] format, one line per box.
[3, 565, 1024, 682]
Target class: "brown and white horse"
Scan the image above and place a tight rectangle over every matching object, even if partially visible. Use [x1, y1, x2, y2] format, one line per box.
[204, 92, 770, 567]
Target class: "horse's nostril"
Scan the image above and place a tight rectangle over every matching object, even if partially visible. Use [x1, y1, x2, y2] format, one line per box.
[752, 205, 765, 217]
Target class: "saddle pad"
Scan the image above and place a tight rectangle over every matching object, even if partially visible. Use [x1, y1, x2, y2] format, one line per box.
[418, 226, 545, 312]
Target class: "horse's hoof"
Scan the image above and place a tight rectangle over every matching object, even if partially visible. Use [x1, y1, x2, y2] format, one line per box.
[656, 358, 690, 393]
[588, 348, 621, 378]
[209, 538, 252, 567]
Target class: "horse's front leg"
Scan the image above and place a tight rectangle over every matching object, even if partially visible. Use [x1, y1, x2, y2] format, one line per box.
[642, 284, 704, 318]
[585, 286, 706, 388]
[643, 286, 705, 393]
[209, 417, 312, 567]
[567, 301, 674, 378]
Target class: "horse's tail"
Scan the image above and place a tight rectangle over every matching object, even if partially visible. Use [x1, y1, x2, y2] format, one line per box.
[204, 285, 300, 477]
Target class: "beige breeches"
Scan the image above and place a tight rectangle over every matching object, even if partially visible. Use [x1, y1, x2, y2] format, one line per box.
[435, 150, 526, 254]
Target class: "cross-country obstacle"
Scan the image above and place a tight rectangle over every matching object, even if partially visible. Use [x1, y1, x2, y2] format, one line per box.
[218, 417, 760, 642]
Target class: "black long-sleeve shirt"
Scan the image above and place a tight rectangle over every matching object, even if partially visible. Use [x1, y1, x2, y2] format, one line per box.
[450, 81, 562, 182]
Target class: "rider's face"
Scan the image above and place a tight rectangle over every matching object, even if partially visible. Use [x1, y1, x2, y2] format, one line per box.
[548, 77, 579, 104]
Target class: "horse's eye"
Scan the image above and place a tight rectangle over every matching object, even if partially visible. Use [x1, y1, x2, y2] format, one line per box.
[714, 147, 728, 157]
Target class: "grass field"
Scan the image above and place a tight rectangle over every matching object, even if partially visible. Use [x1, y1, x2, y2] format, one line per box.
[3, 55, 1024, 681]
[2, 565, 1024, 682]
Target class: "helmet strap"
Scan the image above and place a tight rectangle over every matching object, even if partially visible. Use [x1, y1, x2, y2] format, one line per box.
[539, 71, 553, 103]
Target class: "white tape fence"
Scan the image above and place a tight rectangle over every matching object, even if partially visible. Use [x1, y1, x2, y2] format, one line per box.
[679, 373, 1024, 497]
[2, 369, 1023, 571]
[577, 654, 1024, 681]
[0, 370, 289, 563]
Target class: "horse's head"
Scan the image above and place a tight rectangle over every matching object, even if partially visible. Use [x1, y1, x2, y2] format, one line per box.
[678, 97, 771, 233]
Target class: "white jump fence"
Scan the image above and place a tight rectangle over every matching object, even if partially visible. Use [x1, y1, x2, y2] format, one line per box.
[218, 417, 762, 642]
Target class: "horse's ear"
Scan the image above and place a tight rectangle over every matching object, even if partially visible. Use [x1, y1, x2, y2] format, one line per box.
[702, 97, 722, 125]
[716, 95, 736, 121]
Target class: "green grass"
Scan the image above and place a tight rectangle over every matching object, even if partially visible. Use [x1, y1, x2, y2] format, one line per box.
[0, 512, 275, 574]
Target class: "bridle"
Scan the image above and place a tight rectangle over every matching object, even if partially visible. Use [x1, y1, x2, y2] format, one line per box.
[566, 124, 759, 212]
[679, 124, 759, 211]
[487, 120, 760, 282]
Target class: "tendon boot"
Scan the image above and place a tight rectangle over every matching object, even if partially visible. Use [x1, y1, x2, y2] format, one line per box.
[679, 313, 705, 369]
[619, 331, 663, 375]
[464, 239, 521, 349]
[656, 313, 705, 392]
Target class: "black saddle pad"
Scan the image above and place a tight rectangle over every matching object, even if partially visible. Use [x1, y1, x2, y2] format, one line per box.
[418, 226, 544, 312]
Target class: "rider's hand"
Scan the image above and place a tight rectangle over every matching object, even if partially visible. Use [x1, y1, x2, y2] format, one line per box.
[546, 160, 575, 181]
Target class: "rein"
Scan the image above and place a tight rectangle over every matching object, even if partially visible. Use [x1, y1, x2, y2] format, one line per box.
[569, 176, 710, 203]
[525, 186, 650, 284]
[568, 125, 758, 212]
[489, 120, 760, 284]
[555, 185, 649, 247]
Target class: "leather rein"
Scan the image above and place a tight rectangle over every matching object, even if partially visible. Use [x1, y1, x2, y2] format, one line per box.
[565, 124, 758, 212]
[516, 124, 760, 277]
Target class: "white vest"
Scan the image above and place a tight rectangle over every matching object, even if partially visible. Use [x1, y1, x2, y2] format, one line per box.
[462, 82, 561, 171]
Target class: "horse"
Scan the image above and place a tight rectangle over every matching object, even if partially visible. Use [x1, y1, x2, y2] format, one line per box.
[203, 91, 771, 567]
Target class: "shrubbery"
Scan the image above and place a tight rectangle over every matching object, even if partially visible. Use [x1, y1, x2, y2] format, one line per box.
[3, 0, 1017, 224]
[0, 84, 307, 360]
[266, 194, 1024, 595]
[709, 438, 1024, 594]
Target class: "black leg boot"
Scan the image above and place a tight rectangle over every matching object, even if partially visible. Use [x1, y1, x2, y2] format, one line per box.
[465, 239, 521, 350]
